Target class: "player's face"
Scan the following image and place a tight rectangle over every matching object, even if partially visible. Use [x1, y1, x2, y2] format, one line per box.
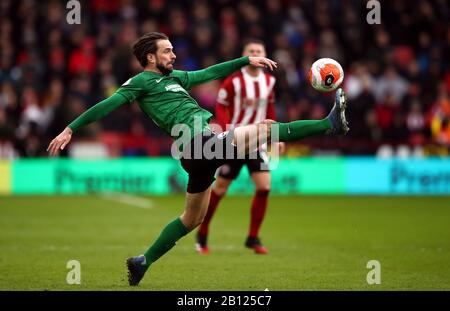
[243, 43, 266, 59]
[155, 39, 176, 75]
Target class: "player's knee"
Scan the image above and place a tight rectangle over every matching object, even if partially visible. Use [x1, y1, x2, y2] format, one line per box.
[180, 214, 203, 231]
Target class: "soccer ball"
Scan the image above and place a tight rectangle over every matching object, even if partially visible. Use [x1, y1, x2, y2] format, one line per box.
[308, 58, 344, 92]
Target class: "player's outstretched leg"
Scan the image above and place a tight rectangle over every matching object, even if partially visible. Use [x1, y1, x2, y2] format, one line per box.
[270, 88, 349, 142]
[233, 88, 349, 151]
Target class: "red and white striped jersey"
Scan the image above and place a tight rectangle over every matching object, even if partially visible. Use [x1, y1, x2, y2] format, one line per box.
[215, 68, 276, 130]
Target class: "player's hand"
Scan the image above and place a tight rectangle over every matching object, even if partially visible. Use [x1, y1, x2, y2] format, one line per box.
[47, 127, 73, 157]
[248, 57, 277, 71]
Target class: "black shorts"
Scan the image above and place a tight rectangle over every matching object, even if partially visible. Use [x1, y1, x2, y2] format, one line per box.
[179, 130, 268, 193]
[218, 150, 269, 180]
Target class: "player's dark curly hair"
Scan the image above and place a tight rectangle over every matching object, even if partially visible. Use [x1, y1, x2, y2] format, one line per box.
[133, 32, 169, 67]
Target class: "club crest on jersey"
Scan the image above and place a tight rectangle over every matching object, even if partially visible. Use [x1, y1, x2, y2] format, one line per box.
[165, 83, 188, 94]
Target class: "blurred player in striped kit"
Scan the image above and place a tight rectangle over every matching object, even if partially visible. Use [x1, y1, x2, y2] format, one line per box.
[196, 39, 284, 255]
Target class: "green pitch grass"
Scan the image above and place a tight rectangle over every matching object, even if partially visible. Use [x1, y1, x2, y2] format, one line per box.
[1, 195, 450, 290]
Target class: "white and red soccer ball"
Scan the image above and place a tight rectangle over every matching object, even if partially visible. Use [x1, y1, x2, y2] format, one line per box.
[308, 58, 344, 92]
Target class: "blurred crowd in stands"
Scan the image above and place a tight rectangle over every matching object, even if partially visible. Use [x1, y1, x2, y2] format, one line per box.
[0, 0, 449, 158]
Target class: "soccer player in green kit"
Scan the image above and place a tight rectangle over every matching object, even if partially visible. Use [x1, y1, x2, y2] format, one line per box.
[47, 32, 349, 286]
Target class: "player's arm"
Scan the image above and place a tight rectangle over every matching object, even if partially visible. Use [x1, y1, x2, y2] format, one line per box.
[183, 56, 277, 89]
[47, 78, 143, 156]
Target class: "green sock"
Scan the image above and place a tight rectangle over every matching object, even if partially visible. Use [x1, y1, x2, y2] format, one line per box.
[271, 119, 332, 142]
[143, 217, 189, 267]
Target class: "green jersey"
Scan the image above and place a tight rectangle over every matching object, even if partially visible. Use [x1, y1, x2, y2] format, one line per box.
[68, 56, 250, 139]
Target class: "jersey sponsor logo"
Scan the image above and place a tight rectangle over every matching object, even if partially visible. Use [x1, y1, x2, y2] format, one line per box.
[165, 83, 188, 94]
[156, 77, 163, 83]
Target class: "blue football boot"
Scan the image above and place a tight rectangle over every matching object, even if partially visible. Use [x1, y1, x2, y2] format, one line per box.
[326, 88, 349, 135]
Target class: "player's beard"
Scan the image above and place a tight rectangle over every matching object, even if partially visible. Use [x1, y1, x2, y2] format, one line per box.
[156, 59, 173, 75]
